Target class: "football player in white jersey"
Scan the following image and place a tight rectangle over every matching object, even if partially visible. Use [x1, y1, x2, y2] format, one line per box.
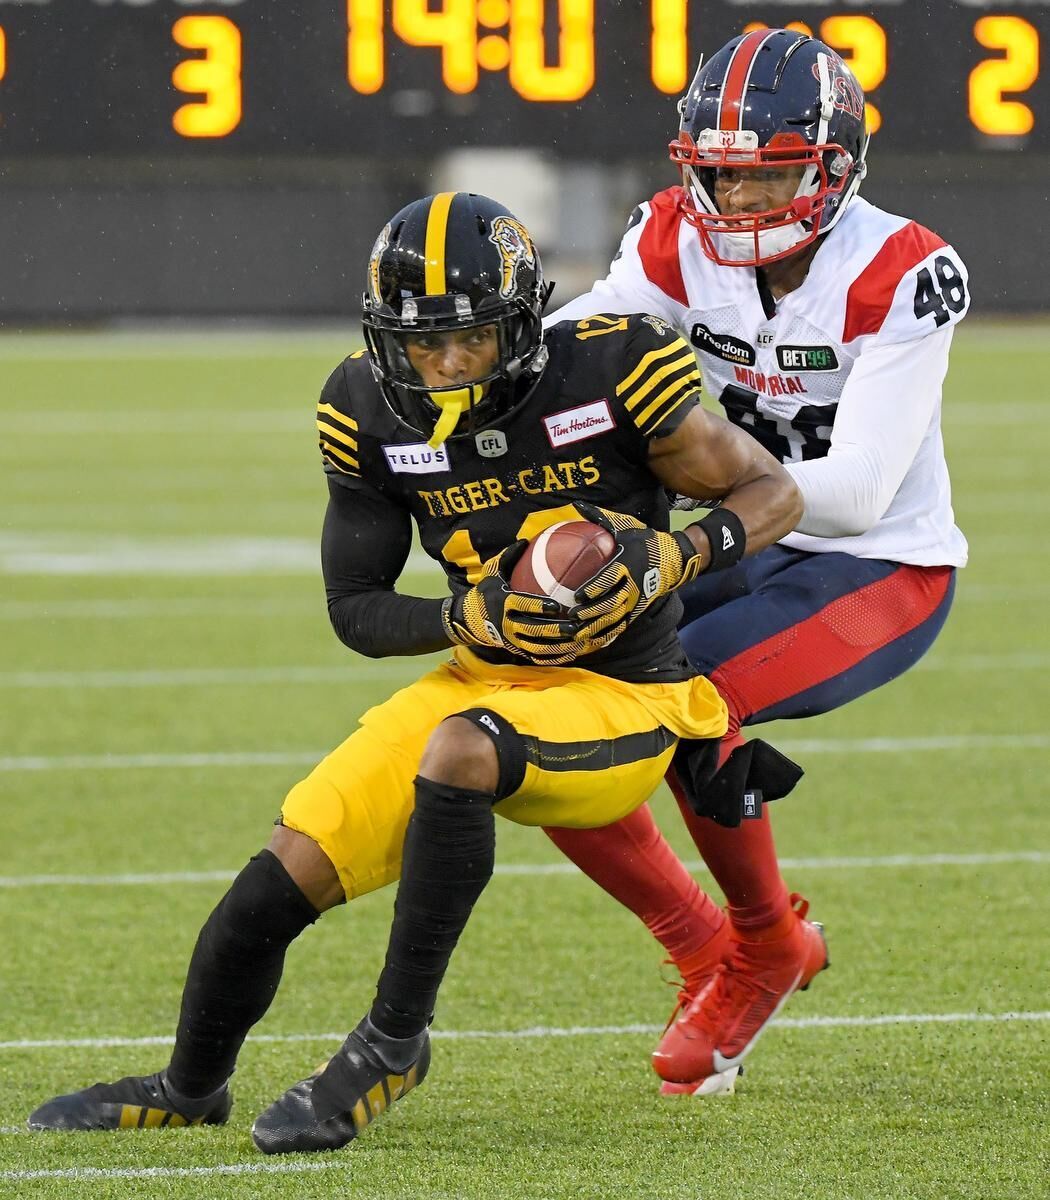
[542, 28, 969, 1094]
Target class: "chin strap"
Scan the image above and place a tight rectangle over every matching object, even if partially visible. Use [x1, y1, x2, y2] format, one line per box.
[426, 384, 482, 449]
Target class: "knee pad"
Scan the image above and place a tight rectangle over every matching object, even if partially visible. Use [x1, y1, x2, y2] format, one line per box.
[455, 708, 528, 800]
[216, 850, 319, 949]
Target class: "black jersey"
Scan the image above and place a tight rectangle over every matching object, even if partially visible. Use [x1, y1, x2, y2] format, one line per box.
[316, 313, 704, 682]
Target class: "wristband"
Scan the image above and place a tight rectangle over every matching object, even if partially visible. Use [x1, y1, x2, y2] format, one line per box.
[692, 508, 747, 572]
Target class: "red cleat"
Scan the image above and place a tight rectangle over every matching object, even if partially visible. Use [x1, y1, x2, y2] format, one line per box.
[651, 894, 829, 1085]
[658, 914, 734, 1042]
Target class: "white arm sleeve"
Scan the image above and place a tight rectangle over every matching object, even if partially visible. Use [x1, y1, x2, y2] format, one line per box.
[544, 205, 684, 328]
[785, 327, 954, 538]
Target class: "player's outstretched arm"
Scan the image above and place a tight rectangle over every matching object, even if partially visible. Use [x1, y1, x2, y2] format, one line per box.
[650, 403, 804, 567]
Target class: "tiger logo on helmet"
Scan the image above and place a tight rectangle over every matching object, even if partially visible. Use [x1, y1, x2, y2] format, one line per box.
[489, 216, 536, 300]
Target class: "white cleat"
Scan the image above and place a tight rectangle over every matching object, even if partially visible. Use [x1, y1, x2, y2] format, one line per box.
[659, 1064, 742, 1097]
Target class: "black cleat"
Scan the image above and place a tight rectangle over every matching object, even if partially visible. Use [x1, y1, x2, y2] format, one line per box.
[27, 1072, 232, 1132]
[251, 1020, 430, 1155]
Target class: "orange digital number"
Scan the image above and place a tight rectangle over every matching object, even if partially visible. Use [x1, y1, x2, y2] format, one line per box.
[392, 0, 478, 95]
[508, 0, 594, 102]
[970, 16, 1039, 137]
[743, 18, 885, 134]
[743, 21, 812, 37]
[347, 0, 384, 94]
[172, 16, 242, 138]
[819, 16, 886, 134]
[651, 0, 688, 94]
[0, 26, 6, 83]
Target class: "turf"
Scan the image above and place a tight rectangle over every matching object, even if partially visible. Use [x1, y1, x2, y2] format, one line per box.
[0, 325, 1047, 1198]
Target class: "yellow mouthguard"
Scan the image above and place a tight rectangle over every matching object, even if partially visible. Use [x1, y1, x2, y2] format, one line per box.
[427, 385, 481, 449]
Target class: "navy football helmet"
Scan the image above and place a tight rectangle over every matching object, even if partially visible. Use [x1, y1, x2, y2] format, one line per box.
[670, 28, 869, 267]
[361, 192, 553, 447]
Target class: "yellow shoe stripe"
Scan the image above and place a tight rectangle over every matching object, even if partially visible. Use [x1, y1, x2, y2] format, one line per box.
[118, 1104, 188, 1128]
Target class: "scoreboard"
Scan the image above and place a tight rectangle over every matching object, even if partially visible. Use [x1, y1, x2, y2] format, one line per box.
[0, 1, 1047, 156]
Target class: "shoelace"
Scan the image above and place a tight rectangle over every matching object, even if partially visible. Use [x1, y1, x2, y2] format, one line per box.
[659, 959, 692, 1031]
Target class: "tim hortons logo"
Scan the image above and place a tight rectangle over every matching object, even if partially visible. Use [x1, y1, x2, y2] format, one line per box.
[542, 400, 615, 449]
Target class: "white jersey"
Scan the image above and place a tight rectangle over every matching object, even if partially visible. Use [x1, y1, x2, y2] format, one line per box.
[547, 191, 968, 567]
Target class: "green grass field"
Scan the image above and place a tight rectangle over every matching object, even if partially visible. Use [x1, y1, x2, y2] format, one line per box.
[1, 324, 1047, 1199]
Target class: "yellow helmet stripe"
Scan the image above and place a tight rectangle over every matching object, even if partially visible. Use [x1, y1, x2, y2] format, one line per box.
[424, 192, 457, 295]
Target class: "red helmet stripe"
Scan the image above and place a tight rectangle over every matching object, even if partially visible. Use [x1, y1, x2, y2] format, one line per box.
[718, 29, 776, 131]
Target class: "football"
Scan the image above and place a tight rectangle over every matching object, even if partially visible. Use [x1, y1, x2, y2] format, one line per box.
[509, 520, 618, 608]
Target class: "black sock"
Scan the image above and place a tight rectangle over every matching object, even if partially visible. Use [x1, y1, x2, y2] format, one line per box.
[371, 776, 495, 1039]
[166, 849, 318, 1097]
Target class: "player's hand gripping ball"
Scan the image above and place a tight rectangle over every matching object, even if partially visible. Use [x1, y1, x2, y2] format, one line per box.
[443, 533, 610, 665]
[568, 502, 705, 651]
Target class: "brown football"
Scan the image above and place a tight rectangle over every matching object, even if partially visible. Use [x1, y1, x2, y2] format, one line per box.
[509, 520, 618, 608]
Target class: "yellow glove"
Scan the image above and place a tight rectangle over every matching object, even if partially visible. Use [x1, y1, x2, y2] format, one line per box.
[570, 502, 704, 651]
[442, 542, 585, 665]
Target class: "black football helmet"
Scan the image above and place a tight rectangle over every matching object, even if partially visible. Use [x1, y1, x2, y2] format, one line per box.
[670, 28, 869, 267]
[361, 192, 553, 447]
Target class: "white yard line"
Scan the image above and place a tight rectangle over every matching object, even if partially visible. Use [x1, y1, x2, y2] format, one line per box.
[0, 852, 1045, 891]
[0, 665, 422, 689]
[0, 533, 436, 578]
[0, 1162, 352, 1181]
[0, 411, 304, 434]
[1, 651, 1048, 690]
[0, 583, 1048, 622]
[1, 1011, 1046, 1055]
[0, 598, 321, 620]
[3, 733, 1049, 774]
[0, 329, 350, 359]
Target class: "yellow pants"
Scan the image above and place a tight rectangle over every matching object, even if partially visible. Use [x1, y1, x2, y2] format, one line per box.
[281, 648, 727, 900]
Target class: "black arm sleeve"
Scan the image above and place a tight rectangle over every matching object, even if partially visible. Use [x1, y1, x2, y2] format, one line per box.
[322, 475, 450, 659]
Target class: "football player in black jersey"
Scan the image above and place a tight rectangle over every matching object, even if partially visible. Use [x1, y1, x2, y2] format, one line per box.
[28, 193, 801, 1154]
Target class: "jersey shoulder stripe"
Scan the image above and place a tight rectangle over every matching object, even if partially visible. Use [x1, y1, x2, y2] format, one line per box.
[842, 221, 948, 343]
[616, 330, 702, 437]
[637, 188, 689, 306]
[317, 354, 367, 476]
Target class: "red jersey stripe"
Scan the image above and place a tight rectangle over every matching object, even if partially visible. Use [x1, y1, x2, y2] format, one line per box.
[637, 188, 689, 306]
[843, 222, 948, 343]
[719, 29, 772, 130]
[709, 563, 954, 721]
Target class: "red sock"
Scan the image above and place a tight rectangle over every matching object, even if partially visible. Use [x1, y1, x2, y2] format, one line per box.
[543, 804, 726, 972]
[670, 730, 790, 937]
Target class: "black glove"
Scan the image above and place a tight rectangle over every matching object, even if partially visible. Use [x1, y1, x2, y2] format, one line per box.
[569, 502, 704, 650]
[442, 541, 584, 665]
